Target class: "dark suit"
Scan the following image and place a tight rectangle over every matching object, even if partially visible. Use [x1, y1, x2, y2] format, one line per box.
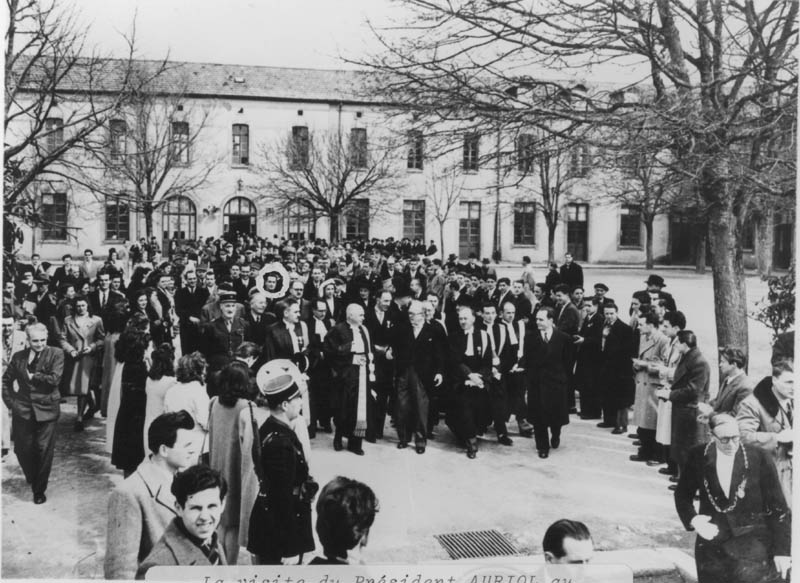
[633, 289, 677, 312]
[522, 328, 571, 453]
[445, 328, 493, 447]
[675, 443, 790, 583]
[712, 372, 754, 415]
[669, 347, 711, 469]
[306, 316, 333, 431]
[51, 266, 80, 291]
[559, 262, 584, 288]
[232, 277, 256, 304]
[575, 311, 604, 418]
[200, 317, 250, 374]
[2, 347, 64, 496]
[263, 321, 310, 373]
[509, 293, 533, 323]
[175, 285, 210, 354]
[555, 301, 581, 410]
[364, 307, 397, 438]
[599, 318, 635, 426]
[389, 321, 443, 447]
[87, 289, 125, 319]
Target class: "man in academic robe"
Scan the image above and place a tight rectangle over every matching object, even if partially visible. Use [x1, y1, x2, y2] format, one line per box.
[323, 303, 377, 455]
[445, 306, 493, 459]
[387, 300, 443, 454]
[475, 303, 514, 446]
[674, 413, 791, 583]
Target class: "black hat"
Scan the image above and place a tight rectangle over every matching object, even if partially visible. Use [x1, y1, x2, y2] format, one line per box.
[645, 274, 666, 287]
[594, 283, 609, 292]
[217, 282, 237, 304]
[482, 257, 491, 264]
[447, 253, 458, 261]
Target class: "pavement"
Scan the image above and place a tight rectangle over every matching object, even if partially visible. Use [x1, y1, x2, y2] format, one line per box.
[1, 267, 775, 579]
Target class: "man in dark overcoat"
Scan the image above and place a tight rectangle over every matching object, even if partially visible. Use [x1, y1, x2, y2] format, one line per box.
[674, 413, 791, 583]
[323, 303, 376, 455]
[522, 307, 571, 459]
[2, 322, 64, 503]
[656, 330, 711, 485]
[306, 299, 334, 436]
[597, 302, 635, 432]
[445, 306, 494, 459]
[263, 298, 311, 373]
[175, 269, 209, 355]
[574, 297, 604, 419]
[475, 303, 513, 445]
[364, 289, 397, 439]
[388, 300, 444, 453]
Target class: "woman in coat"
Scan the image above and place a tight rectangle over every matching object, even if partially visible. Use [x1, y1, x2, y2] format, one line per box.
[100, 298, 128, 417]
[111, 328, 150, 476]
[142, 343, 177, 453]
[208, 361, 253, 564]
[247, 360, 316, 565]
[58, 295, 105, 431]
[164, 352, 210, 463]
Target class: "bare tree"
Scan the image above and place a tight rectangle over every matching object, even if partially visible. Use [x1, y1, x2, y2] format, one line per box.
[600, 125, 682, 269]
[4, 0, 151, 233]
[359, 0, 798, 354]
[74, 63, 221, 240]
[425, 167, 465, 259]
[253, 129, 405, 242]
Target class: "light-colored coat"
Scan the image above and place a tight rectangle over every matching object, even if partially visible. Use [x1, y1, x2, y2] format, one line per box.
[58, 315, 105, 396]
[163, 380, 210, 456]
[632, 329, 670, 430]
[104, 457, 178, 580]
[737, 377, 793, 508]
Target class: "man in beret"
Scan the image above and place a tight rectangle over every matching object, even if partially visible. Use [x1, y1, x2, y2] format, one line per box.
[593, 283, 614, 306]
[633, 274, 677, 312]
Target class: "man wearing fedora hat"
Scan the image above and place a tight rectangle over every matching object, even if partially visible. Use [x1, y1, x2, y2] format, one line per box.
[633, 275, 677, 312]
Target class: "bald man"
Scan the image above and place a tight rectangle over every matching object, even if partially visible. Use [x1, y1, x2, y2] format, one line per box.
[323, 304, 377, 455]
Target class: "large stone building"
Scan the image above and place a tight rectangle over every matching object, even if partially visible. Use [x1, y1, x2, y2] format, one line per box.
[10, 59, 793, 268]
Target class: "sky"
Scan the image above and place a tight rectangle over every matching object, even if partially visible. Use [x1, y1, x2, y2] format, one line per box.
[70, 0, 406, 69]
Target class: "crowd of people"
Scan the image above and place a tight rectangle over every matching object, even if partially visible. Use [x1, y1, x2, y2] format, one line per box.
[0, 233, 793, 580]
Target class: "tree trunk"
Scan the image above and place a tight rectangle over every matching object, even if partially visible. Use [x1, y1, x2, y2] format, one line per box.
[644, 219, 654, 269]
[439, 223, 445, 262]
[755, 207, 774, 277]
[707, 195, 749, 355]
[547, 222, 556, 263]
[695, 229, 707, 274]
[328, 211, 340, 242]
[144, 205, 154, 240]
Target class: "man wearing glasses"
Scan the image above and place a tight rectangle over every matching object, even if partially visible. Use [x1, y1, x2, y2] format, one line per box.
[674, 413, 791, 583]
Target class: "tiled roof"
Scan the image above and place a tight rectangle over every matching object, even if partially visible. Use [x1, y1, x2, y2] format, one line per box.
[15, 57, 384, 104]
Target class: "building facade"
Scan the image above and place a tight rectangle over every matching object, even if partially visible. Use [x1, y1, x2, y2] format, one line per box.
[11, 60, 791, 268]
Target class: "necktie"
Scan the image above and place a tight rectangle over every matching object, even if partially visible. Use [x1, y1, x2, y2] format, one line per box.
[542, 331, 549, 342]
[28, 351, 40, 373]
[101, 292, 106, 308]
[786, 401, 794, 427]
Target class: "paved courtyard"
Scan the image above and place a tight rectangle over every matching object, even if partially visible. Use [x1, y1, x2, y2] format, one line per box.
[1, 267, 776, 578]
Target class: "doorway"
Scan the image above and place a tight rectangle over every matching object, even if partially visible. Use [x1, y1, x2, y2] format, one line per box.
[459, 202, 481, 258]
[566, 203, 588, 261]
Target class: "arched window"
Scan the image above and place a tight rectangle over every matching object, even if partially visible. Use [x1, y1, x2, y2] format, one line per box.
[161, 196, 196, 242]
[223, 196, 257, 237]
